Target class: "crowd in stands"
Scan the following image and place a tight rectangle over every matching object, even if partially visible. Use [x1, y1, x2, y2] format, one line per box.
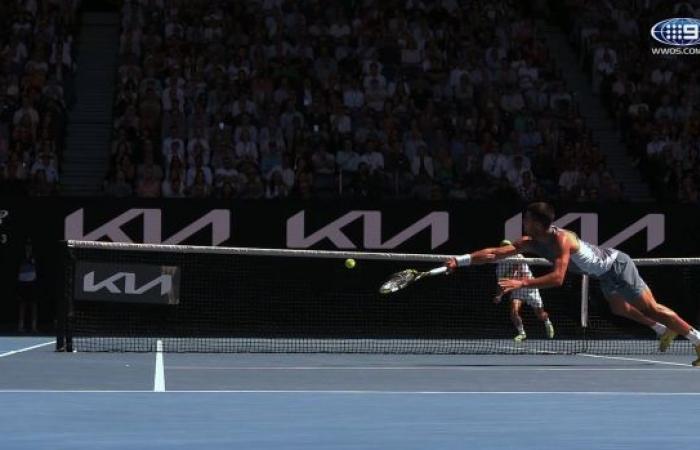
[105, 0, 624, 202]
[565, 0, 700, 204]
[0, 0, 77, 196]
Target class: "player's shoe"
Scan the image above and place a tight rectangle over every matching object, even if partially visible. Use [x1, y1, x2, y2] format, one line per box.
[513, 332, 527, 343]
[693, 345, 700, 367]
[545, 322, 555, 339]
[658, 330, 677, 352]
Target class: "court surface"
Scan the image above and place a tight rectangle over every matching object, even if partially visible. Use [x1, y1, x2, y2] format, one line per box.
[1, 337, 699, 450]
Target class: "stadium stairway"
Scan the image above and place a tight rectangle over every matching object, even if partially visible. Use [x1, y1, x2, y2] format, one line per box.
[541, 25, 653, 202]
[61, 12, 119, 196]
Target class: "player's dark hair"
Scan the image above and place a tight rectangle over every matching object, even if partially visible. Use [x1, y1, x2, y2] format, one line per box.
[525, 202, 555, 228]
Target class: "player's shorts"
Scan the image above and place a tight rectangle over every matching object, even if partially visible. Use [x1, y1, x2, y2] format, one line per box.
[509, 287, 543, 309]
[598, 251, 649, 302]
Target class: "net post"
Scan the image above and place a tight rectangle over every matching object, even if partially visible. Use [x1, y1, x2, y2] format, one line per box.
[55, 241, 74, 352]
[580, 274, 589, 328]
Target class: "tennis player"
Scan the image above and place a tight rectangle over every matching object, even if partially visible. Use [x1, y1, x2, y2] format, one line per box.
[494, 239, 554, 342]
[446, 202, 700, 366]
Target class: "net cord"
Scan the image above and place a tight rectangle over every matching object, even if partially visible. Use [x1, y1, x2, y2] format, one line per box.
[65, 240, 700, 266]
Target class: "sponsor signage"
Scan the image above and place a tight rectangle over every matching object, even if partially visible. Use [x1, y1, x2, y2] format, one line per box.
[65, 208, 230, 245]
[74, 261, 181, 305]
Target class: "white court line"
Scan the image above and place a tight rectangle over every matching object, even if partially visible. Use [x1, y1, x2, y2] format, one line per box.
[578, 353, 692, 367]
[0, 340, 55, 358]
[0, 389, 700, 396]
[165, 365, 698, 372]
[153, 340, 165, 392]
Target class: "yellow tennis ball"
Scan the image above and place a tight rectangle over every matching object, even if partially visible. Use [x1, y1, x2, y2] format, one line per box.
[345, 258, 356, 269]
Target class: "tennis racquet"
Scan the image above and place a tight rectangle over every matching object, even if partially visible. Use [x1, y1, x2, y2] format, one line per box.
[378, 266, 448, 294]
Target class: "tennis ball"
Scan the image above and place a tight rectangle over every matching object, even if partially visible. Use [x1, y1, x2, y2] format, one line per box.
[345, 258, 356, 269]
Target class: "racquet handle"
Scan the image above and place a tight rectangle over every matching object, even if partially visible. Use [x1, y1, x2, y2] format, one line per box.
[427, 266, 448, 276]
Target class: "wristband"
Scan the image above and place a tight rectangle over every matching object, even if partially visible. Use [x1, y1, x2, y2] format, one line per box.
[455, 254, 472, 267]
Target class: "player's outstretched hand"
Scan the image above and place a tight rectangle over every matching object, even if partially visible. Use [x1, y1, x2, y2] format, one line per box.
[498, 278, 524, 294]
[444, 257, 458, 274]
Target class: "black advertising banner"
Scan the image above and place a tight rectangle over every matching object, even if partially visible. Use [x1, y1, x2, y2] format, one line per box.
[1, 197, 699, 256]
[73, 261, 180, 305]
[0, 198, 700, 258]
[1, 195, 699, 328]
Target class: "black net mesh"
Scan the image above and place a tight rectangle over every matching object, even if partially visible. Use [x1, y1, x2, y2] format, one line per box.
[57, 243, 699, 355]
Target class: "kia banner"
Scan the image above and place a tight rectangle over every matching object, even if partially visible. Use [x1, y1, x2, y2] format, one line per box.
[73, 261, 180, 305]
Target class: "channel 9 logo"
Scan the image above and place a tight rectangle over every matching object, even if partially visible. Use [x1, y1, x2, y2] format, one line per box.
[651, 18, 700, 46]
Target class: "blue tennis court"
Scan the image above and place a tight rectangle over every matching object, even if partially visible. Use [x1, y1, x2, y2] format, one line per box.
[1, 337, 698, 450]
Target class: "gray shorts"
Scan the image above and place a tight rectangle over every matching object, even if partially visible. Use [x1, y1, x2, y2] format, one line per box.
[598, 252, 649, 301]
[509, 288, 543, 309]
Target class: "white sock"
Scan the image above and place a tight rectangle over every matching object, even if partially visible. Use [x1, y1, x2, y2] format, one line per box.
[517, 326, 525, 334]
[685, 329, 700, 346]
[544, 319, 552, 326]
[651, 323, 667, 336]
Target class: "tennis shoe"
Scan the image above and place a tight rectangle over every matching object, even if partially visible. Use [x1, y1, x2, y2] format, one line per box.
[658, 330, 677, 352]
[545, 322, 555, 339]
[513, 332, 527, 343]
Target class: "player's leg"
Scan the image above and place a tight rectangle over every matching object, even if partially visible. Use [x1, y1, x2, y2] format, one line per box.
[526, 292, 554, 339]
[606, 294, 668, 336]
[510, 299, 526, 341]
[531, 307, 555, 339]
[626, 288, 700, 361]
[602, 252, 699, 361]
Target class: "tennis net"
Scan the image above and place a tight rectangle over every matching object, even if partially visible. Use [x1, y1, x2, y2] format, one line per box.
[56, 240, 700, 354]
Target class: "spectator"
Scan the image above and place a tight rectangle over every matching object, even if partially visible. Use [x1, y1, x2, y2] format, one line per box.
[30, 152, 58, 184]
[505, 155, 526, 188]
[411, 145, 434, 179]
[359, 139, 385, 173]
[188, 169, 211, 198]
[266, 171, 290, 199]
[482, 145, 508, 179]
[186, 154, 213, 187]
[136, 166, 161, 198]
[162, 169, 186, 198]
[433, 147, 454, 187]
[235, 129, 259, 164]
[311, 144, 336, 176]
[558, 163, 582, 197]
[336, 139, 359, 175]
[105, 168, 133, 197]
[518, 170, 538, 201]
[99, 0, 603, 203]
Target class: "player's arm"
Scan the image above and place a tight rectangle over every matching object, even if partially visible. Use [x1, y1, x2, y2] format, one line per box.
[445, 238, 531, 273]
[499, 233, 570, 292]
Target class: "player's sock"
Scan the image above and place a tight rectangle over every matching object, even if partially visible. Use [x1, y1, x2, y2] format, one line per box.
[651, 323, 667, 336]
[685, 328, 700, 346]
[517, 325, 525, 334]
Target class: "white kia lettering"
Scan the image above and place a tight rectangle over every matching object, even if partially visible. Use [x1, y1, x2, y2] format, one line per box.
[83, 271, 172, 295]
[65, 209, 230, 245]
[287, 210, 449, 249]
[505, 213, 665, 252]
